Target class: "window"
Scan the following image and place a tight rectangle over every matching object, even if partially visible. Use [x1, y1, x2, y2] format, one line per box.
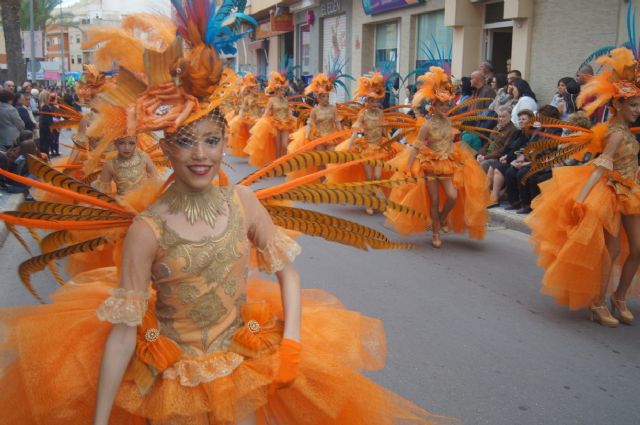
[375, 21, 398, 69]
[299, 24, 311, 74]
[71, 57, 75, 64]
[77, 56, 82, 64]
[76, 36, 81, 43]
[416, 11, 453, 69]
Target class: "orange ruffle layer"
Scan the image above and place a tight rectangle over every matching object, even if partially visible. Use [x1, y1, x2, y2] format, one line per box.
[244, 117, 277, 167]
[325, 138, 401, 184]
[526, 165, 640, 310]
[0, 267, 454, 425]
[384, 145, 490, 239]
[227, 114, 253, 157]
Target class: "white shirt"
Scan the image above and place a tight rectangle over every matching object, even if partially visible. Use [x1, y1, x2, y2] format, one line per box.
[511, 96, 538, 127]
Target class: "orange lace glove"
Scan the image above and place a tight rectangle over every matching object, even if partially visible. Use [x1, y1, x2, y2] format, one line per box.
[270, 338, 302, 392]
[571, 201, 585, 224]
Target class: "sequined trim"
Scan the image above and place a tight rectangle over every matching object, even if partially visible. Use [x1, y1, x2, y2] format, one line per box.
[162, 351, 244, 387]
[256, 229, 301, 274]
[97, 288, 151, 326]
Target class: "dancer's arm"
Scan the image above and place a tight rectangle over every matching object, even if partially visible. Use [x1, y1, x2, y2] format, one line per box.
[305, 109, 316, 140]
[93, 220, 157, 425]
[334, 106, 343, 130]
[347, 114, 364, 149]
[144, 152, 158, 179]
[576, 131, 623, 203]
[262, 98, 273, 118]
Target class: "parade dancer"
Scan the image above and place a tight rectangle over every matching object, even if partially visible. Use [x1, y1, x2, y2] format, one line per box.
[385, 66, 492, 247]
[0, 2, 458, 424]
[227, 73, 264, 157]
[526, 47, 640, 326]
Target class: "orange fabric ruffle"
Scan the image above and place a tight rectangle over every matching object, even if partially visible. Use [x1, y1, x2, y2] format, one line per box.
[385, 144, 490, 239]
[325, 138, 401, 184]
[526, 165, 640, 310]
[272, 116, 297, 132]
[227, 114, 251, 157]
[244, 116, 277, 167]
[0, 267, 455, 425]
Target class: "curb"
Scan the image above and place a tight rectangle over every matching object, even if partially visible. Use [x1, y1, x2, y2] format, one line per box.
[0, 193, 25, 248]
[488, 207, 531, 234]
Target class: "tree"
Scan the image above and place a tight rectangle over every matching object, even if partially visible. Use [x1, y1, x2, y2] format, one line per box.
[1, 0, 26, 83]
[20, 0, 74, 31]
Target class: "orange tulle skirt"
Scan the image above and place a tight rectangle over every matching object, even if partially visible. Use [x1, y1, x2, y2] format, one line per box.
[325, 137, 401, 184]
[227, 114, 255, 157]
[244, 117, 281, 167]
[0, 267, 456, 425]
[384, 144, 490, 239]
[526, 165, 640, 310]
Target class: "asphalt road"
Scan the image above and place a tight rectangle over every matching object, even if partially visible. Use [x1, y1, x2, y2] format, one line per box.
[1, 135, 639, 425]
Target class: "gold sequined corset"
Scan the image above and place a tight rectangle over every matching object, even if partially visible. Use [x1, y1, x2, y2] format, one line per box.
[609, 124, 639, 182]
[422, 115, 455, 155]
[362, 109, 384, 145]
[272, 97, 290, 120]
[140, 190, 249, 357]
[314, 105, 337, 136]
[247, 95, 263, 119]
[111, 151, 147, 196]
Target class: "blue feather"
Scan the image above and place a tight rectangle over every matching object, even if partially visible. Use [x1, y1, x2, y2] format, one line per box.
[579, 46, 615, 70]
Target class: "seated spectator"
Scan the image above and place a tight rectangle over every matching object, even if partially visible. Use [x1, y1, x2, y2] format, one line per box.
[487, 109, 534, 208]
[0, 89, 25, 150]
[479, 61, 494, 84]
[13, 92, 37, 131]
[461, 131, 483, 152]
[456, 77, 473, 107]
[503, 105, 561, 213]
[507, 70, 522, 85]
[488, 73, 512, 113]
[0, 130, 40, 198]
[476, 106, 517, 172]
[550, 77, 577, 119]
[510, 79, 537, 127]
[470, 70, 496, 109]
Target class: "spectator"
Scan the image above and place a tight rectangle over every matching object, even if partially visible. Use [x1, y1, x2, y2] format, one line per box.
[456, 77, 473, 106]
[39, 92, 58, 157]
[29, 89, 40, 114]
[0, 89, 25, 150]
[476, 106, 517, 172]
[3, 80, 16, 93]
[38, 89, 50, 108]
[503, 105, 561, 213]
[488, 73, 512, 113]
[550, 77, 578, 119]
[487, 109, 534, 208]
[470, 70, 496, 109]
[575, 64, 594, 85]
[21, 81, 32, 94]
[13, 92, 37, 131]
[510, 79, 537, 127]
[479, 61, 495, 84]
[507, 70, 522, 84]
[506, 58, 512, 73]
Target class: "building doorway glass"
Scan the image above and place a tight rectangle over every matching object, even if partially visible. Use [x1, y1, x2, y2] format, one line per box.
[483, 27, 512, 74]
[375, 21, 398, 69]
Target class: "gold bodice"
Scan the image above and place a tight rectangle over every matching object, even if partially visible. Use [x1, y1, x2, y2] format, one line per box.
[245, 94, 263, 119]
[361, 109, 384, 144]
[272, 96, 290, 120]
[111, 151, 147, 196]
[140, 188, 248, 357]
[313, 105, 338, 136]
[602, 124, 639, 182]
[420, 115, 455, 154]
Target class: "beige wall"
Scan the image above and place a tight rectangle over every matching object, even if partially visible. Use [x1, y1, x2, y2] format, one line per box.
[528, 0, 625, 105]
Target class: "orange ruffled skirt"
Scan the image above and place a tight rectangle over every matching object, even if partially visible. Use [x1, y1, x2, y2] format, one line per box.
[326, 137, 402, 184]
[243, 116, 297, 167]
[526, 165, 640, 310]
[0, 267, 456, 425]
[384, 144, 490, 239]
[227, 114, 256, 157]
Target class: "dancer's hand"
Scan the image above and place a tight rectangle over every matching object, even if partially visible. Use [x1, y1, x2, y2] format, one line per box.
[270, 339, 302, 392]
[570, 201, 585, 223]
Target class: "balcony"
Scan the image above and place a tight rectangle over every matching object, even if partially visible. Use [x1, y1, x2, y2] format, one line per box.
[249, 0, 300, 19]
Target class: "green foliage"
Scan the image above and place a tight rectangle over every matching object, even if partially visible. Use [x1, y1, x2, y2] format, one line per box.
[19, 0, 74, 31]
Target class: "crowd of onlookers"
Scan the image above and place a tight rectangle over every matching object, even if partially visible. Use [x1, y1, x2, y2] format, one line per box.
[0, 80, 81, 199]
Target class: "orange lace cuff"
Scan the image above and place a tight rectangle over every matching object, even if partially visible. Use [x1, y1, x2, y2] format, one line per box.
[97, 288, 151, 326]
[256, 229, 301, 274]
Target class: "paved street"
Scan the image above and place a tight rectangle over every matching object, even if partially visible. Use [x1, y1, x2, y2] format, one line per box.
[1, 136, 639, 425]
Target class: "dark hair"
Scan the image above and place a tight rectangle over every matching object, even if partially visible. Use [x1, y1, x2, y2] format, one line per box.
[537, 104, 560, 119]
[557, 77, 575, 88]
[517, 109, 535, 119]
[0, 89, 14, 103]
[459, 77, 473, 96]
[12, 91, 26, 106]
[508, 70, 522, 78]
[493, 73, 508, 89]
[512, 79, 537, 101]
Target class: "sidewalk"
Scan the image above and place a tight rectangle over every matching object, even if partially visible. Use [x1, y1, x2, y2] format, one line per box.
[0, 192, 25, 248]
[488, 206, 530, 234]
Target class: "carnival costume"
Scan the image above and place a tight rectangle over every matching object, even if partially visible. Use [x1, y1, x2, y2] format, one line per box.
[526, 47, 640, 312]
[244, 72, 298, 166]
[227, 73, 264, 157]
[384, 67, 492, 239]
[0, 2, 458, 424]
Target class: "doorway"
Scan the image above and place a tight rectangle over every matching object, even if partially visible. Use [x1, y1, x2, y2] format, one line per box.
[483, 26, 512, 74]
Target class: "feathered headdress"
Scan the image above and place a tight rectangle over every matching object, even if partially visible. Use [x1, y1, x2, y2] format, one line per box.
[242, 72, 259, 89]
[354, 71, 386, 100]
[577, 47, 640, 116]
[76, 64, 108, 103]
[265, 71, 289, 96]
[412, 66, 455, 107]
[304, 73, 333, 96]
[305, 55, 354, 96]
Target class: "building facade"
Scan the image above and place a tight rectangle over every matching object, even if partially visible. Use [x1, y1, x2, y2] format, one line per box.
[239, 0, 629, 105]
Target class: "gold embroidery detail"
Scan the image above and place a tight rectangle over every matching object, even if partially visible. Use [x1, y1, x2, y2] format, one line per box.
[111, 151, 147, 195]
[163, 185, 230, 227]
[144, 328, 160, 342]
[247, 320, 260, 333]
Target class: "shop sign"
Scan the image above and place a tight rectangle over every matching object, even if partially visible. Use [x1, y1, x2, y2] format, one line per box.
[255, 20, 272, 39]
[270, 13, 294, 32]
[362, 0, 425, 15]
[319, 0, 341, 17]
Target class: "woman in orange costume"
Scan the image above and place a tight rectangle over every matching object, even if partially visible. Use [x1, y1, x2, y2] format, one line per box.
[385, 66, 491, 248]
[244, 72, 297, 165]
[526, 47, 640, 327]
[0, 3, 458, 425]
[227, 73, 263, 157]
